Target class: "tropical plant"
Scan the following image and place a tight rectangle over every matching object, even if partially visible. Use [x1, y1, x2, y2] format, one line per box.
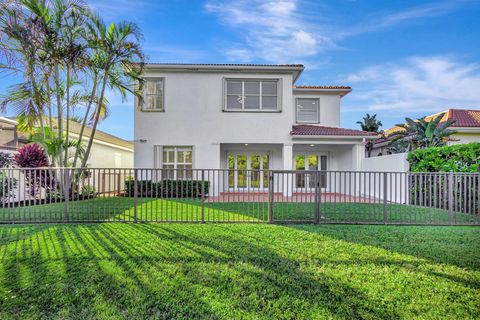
[78, 15, 144, 168]
[0, 0, 144, 169]
[389, 113, 457, 151]
[357, 113, 383, 157]
[14, 143, 55, 196]
[28, 126, 86, 167]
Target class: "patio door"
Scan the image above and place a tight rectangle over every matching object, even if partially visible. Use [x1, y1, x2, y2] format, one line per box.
[228, 152, 270, 191]
[295, 153, 328, 191]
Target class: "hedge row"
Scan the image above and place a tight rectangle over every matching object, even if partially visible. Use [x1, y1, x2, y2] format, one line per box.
[125, 180, 209, 198]
[407, 142, 480, 172]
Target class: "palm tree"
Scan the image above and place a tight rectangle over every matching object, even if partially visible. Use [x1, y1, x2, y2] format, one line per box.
[357, 113, 383, 157]
[79, 15, 144, 168]
[389, 113, 457, 151]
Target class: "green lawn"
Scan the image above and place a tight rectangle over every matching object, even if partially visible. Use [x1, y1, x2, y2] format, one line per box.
[0, 224, 479, 319]
[2, 197, 478, 225]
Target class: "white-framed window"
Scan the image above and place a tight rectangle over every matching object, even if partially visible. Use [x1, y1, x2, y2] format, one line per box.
[225, 79, 280, 111]
[154, 146, 193, 179]
[142, 78, 164, 111]
[296, 98, 319, 123]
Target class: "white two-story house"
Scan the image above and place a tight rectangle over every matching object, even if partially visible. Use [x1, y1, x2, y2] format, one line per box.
[134, 63, 376, 192]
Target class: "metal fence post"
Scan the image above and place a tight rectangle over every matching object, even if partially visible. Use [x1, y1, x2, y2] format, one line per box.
[314, 171, 320, 224]
[383, 172, 387, 225]
[201, 169, 205, 224]
[268, 171, 274, 223]
[64, 169, 69, 222]
[448, 172, 453, 225]
[133, 169, 138, 223]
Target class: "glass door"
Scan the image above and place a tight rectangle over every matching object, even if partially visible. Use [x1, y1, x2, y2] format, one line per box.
[228, 152, 270, 191]
[295, 153, 328, 191]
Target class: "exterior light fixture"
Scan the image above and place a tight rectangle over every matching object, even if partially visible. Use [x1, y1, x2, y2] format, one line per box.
[244, 143, 249, 146]
[310, 144, 315, 147]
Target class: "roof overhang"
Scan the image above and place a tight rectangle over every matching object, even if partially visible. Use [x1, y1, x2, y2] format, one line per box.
[291, 134, 378, 140]
[453, 127, 480, 133]
[293, 86, 352, 97]
[143, 63, 305, 83]
[0, 117, 18, 126]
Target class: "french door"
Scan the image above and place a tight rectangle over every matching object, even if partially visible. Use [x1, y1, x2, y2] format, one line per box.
[228, 152, 270, 190]
[295, 153, 328, 191]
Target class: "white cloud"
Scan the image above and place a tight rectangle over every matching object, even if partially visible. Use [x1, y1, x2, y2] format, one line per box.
[205, 0, 334, 63]
[86, 0, 156, 21]
[343, 57, 480, 113]
[205, 0, 471, 63]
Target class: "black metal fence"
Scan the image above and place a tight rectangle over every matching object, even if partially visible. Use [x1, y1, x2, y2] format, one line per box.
[1, 168, 479, 225]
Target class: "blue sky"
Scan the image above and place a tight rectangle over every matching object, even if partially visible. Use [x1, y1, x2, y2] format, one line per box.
[1, 0, 480, 140]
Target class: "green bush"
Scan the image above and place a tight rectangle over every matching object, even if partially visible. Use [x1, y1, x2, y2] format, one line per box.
[407, 143, 480, 214]
[408, 143, 480, 172]
[0, 171, 17, 204]
[125, 180, 210, 198]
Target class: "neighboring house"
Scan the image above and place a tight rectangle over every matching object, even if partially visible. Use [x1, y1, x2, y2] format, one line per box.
[0, 117, 133, 168]
[0, 117, 19, 154]
[372, 108, 480, 157]
[134, 63, 377, 192]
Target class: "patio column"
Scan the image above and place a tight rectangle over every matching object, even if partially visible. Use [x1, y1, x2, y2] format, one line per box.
[282, 144, 293, 196]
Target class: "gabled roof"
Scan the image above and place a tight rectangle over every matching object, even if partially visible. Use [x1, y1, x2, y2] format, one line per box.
[291, 125, 377, 138]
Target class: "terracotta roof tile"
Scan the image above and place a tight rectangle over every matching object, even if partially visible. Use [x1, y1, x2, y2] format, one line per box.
[385, 108, 480, 135]
[291, 125, 377, 137]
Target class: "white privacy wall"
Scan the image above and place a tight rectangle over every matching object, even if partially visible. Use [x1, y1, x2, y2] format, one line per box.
[359, 153, 410, 203]
[361, 153, 409, 172]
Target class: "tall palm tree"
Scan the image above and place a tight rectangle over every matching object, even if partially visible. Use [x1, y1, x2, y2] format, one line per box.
[357, 113, 383, 157]
[389, 113, 457, 151]
[79, 15, 144, 168]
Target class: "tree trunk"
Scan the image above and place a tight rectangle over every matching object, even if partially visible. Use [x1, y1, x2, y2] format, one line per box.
[80, 73, 108, 168]
[72, 73, 98, 168]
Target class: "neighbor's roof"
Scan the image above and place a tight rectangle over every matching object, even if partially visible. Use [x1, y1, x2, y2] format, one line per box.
[14, 118, 133, 150]
[291, 125, 378, 137]
[384, 108, 480, 136]
[143, 62, 305, 82]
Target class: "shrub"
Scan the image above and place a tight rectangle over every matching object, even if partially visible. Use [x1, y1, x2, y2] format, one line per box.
[407, 143, 480, 214]
[0, 171, 17, 204]
[0, 152, 14, 168]
[14, 143, 49, 168]
[14, 144, 55, 197]
[125, 180, 210, 198]
[407, 143, 480, 172]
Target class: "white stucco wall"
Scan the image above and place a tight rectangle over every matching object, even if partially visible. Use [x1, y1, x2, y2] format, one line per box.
[361, 153, 409, 172]
[85, 141, 133, 168]
[134, 70, 347, 169]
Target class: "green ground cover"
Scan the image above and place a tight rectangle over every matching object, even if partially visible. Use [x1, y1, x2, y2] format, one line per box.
[0, 224, 478, 319]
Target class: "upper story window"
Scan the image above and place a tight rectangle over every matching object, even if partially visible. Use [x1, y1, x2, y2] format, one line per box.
[296, 98, 319, 123]
[225, 79, 279, 111]
[142, 78, 164, 111]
